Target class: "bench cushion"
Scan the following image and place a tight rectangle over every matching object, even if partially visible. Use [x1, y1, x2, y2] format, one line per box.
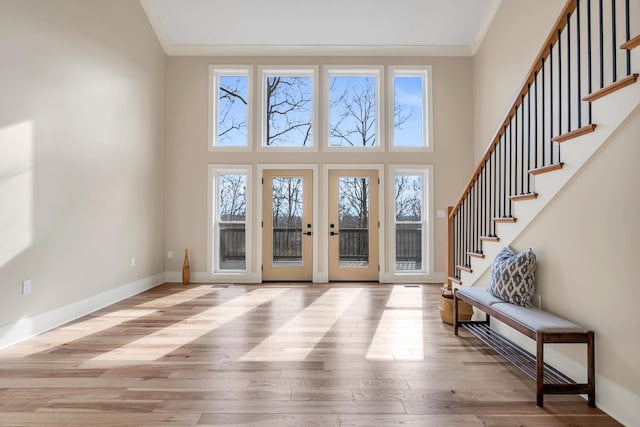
[456, 287, 505, 307]
[492, 302, 587, 333]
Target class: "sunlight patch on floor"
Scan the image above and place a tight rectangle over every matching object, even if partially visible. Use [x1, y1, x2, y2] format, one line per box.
[239, 288, 363, 362]
[366, 285, 424, 361]
[91, 287, 289, 361]
[135, 285, 219, 308]
[385, 285, 423, 308]
[365, 309, 424, 361]
[1, 309, 157, 357]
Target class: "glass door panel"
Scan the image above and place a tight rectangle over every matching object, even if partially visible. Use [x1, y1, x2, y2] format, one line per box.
[328, 169, 379, 281]
[262, 170, 313, 281]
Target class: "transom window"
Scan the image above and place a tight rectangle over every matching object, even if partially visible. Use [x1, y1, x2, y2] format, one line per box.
[327, 68, 382, 149]
[389, 67, 432, 151]
[210, 67, 252, 150]
[259, 67, 316, 149]
[209, 65, 432, 152]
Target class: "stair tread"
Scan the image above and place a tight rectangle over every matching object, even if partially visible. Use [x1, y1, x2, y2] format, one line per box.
[457, 265, 473, 273]
[467, 251, 486, 259]
[552, 124, 597, 143]
[584, 73, 639, 102]
[510, 193, 539, 201]
[448, 276, 462, 285]
[493, 217, 517, 223]
[480, 235, 500, 242]
[529, 162, 564, 175]
[621, 35, 640, 50]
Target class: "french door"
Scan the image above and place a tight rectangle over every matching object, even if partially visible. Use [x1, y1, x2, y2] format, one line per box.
[328, 169, 379, 281]
[262, 169, 313, 281]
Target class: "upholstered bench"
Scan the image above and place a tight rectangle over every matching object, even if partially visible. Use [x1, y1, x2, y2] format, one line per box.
[454, 287, 595, 407]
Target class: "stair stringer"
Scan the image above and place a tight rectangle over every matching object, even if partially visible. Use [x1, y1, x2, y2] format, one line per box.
[457, 73, 640, 289]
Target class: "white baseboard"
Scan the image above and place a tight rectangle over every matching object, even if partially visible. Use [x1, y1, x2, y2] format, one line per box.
[0, 273, 165, 350]
[164, 271, 260, 284]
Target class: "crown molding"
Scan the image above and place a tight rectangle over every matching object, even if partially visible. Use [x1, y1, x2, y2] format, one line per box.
[163, 44, 473, 57]
[470, 0, 503, 55]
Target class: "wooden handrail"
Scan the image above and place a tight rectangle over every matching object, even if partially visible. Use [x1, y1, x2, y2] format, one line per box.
[449, 0, 577, 220]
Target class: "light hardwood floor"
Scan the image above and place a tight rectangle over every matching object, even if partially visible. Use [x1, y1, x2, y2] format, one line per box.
[0, 283, 621, 426]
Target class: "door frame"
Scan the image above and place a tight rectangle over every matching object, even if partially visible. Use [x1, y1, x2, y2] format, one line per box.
[257, 164, 319, 282]
[322, 164, 385, 283]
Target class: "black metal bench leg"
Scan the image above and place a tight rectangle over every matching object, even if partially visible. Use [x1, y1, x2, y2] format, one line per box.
[536, 332, 544, 407]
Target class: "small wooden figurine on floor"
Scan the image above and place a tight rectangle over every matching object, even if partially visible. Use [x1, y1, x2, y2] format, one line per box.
[182, 249, 190, 285]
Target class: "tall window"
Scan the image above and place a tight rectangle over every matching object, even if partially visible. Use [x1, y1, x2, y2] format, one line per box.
[259, 68, 316, 149]
[210, 167, 251, 273]
[391, 167, 432, 273]
[327, 68, 382, 150]
[389, 67, 432, 151]
[210, 67, 252, 149]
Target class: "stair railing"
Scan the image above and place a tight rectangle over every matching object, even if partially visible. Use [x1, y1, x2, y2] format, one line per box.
[446, 0, 639, 290]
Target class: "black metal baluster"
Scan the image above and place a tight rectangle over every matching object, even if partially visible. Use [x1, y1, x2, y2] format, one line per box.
[497, 137, 502, 218]
[505, 119, 517, 217]
[542, 58, 546, 167]
[612, 0, 618, 82]
[535, 73, 539, 170]
[503, 132, 508, 215]
[577, 0, 583, 127]
[567, 12, 572, 133]
[549, 44, 553, 166]
[454, 213, 459, 278]
[470, 185, 475, 260]
[588, 0, 593, 123]
[599, 0, 604, 88]
[491, 150, 498, 236]
[475, 180, 479, 254]
[556, 32, 561, 163]
[527, 83, 532, 193]
[625, 0, 631, 75]
[514, 108, 519, 203]
[521, 94, 526, 195]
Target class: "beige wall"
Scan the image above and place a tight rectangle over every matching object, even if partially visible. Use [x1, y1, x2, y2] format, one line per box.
[472, 0, 564, 164]
[473, 1, 640, 423]
[164, 56, 474, 280]
[512, 106, 640, 425]
[0, 0, 166, 327]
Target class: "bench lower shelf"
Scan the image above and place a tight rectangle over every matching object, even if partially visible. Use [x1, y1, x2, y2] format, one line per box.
[463, 322, 575, 385]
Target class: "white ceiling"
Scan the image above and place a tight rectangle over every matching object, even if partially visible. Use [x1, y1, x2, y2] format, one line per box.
[140, 0, 501, 56]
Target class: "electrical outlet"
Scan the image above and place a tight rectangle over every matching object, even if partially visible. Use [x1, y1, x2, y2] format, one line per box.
[436, 210, 446, 218]
[168, 250, 173, 259]
[22, 280, 32, 295]
[131, 257, 136, 267]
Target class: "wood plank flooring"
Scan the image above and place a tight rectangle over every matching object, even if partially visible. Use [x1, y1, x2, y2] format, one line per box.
[0, 283, 621, 426]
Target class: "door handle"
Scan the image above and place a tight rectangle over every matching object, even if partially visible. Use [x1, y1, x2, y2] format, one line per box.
[330, 231, 340, 236]
[303, 231, 313, 236]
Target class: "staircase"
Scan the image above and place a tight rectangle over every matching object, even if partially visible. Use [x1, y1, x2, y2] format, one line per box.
[446, 0, 640, 291]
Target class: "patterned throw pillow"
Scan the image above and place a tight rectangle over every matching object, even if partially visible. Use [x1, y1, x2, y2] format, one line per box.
[489, 247, 536, 307]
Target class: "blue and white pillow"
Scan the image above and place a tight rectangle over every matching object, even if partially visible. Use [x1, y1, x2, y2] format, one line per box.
[489, 247, 536, 307]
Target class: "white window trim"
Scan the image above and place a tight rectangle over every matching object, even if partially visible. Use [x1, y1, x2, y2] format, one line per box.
[257, 66, 318, 152]
[387, 66, 433, 153]
[208, 164, 256, 282]
[209, 66, 253, 152]
[385, 165, 434, 281]
[323, 66, 385, 152]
